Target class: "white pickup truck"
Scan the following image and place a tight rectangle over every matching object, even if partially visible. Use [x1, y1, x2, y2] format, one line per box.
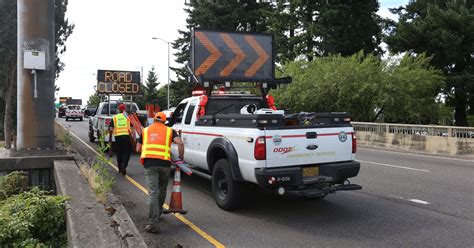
[65, 105, 84, 121]
[169, 92, 361, 210]
[88, 100, 144, 143]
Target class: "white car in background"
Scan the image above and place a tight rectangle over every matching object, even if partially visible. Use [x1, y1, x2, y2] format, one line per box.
[65, 105, 84, 121]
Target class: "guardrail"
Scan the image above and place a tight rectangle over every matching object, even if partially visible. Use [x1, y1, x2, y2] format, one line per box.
[352, 122, 474, 138]
[351, 122, 474, 156]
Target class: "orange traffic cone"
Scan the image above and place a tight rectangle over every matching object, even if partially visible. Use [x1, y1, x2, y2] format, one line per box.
[163, 167, 188, 215]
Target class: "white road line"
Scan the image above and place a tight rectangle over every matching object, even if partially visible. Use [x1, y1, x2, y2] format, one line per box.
[409, 199, 430, 205]
[359, 159, 431, 172]
[388, 195, 431, 205]
[359, 148, 474, 163]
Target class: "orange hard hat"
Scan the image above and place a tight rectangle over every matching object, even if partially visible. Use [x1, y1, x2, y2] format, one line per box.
[154, 112, 167, 122]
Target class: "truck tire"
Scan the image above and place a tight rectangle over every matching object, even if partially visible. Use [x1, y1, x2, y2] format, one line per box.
[65, 117, 69, 121]
[80, 117, 83, 121]
[212, 159, 243, 210]
[88, 129, 95, 142]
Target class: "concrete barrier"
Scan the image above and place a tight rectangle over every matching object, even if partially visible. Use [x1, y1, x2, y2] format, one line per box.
[352, 122, 474, 156]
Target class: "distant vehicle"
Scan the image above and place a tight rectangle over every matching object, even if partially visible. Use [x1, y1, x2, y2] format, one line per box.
[83, 106, 97, 118]
[58, 106, 66, 118]
[65, 105, 84, 121]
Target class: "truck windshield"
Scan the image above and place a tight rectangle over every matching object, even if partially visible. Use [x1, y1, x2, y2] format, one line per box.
[67, 105, 80, 110]
[101, 103, 138, 115]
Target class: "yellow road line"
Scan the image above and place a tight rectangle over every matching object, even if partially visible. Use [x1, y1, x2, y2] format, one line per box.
[66, 126, 226, 248]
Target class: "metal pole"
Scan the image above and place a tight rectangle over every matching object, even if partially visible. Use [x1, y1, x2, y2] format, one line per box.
[167, 42, 170, 110]
[17, 0, 55, 150]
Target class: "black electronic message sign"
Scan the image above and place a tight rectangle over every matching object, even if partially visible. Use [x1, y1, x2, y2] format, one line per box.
[191, 29, 274, 82]
[96, 70, 141, 95]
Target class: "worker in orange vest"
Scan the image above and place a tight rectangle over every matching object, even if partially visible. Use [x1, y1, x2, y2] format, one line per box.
[138, 112, 184, 234]
[108, 104, 132, 175]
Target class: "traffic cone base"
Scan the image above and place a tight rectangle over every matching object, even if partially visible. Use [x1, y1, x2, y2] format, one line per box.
[164, 167, 188, 215]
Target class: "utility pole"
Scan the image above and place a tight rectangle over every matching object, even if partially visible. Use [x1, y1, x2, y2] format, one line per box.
[17, 0, 55, 150]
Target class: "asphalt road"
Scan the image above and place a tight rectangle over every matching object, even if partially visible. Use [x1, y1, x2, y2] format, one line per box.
[58, 117, 474, 248]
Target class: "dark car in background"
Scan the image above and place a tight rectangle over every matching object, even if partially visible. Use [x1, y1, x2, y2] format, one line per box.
[84, 106, 97, 118]
[58, 106, 66, 118]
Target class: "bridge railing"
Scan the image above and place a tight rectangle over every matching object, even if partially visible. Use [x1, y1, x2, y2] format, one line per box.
[351, 122, 474, 156]
[352, 122, 474, 138]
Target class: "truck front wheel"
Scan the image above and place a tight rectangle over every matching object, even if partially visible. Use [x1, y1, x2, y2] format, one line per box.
[212, 159, 243, 210]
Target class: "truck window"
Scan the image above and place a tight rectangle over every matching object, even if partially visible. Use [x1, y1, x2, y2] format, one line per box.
[172, 103, 187, 124]
[184, 100, 197, 124]
[101, 103, 117, 115]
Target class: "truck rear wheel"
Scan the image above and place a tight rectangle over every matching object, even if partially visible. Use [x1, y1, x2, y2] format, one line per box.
[212, 159, 243, 210]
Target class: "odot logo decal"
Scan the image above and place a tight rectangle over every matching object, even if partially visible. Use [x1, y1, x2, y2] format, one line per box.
[272, 135, 282, 146]
[338, 131, 347, 142]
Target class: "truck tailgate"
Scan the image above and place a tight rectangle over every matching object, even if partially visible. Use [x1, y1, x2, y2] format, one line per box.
[265, 127, 354, 167]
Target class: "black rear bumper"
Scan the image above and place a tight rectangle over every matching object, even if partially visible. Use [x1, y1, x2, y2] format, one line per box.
[255, 161, 361, 193]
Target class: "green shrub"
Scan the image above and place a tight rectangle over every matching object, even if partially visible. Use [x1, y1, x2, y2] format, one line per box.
[0, 187, 68, 247]
[0, 171, 28, 200]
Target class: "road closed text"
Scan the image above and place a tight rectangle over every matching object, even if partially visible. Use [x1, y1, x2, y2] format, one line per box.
[97, 81, 140, 94]
[96, 70, 141, 95]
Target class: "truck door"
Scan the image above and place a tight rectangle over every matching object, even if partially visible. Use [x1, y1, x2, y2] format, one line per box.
[170, 101, 190, 162]
[181, 99, 198, 164]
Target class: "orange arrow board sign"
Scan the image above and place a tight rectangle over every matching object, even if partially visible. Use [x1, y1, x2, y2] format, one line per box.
[195, 32, 222, 76]
[220, 33, 246, 76]
[244, 35, 269, 77]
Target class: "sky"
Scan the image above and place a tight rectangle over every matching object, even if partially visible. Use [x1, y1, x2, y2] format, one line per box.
[55, 0, 408, 105]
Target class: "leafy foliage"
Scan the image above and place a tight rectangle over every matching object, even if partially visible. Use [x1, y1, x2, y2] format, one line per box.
[273, 52, 443, 124]
[0, 187, 68, 247]
[87, 93, 102, 107]
[381, 54, 444, 124]
[93, 131, 115, 199]
[0, 171, 28, 201]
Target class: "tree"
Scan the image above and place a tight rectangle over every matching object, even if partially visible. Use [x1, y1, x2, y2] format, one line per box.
[273, 53, 384, 121]
[268, 0, 382, 63]
[272, 52, 443, 124]
[135, 66, 167, 109]
[0, 0, 17, 149]
[55, 0, 75, 78]
[0, 0, 74, 148]
[87, 93, 101, 107]
[385, 0, 474, 126]
[379, 54, 444, 124]
[316, 0, 382, 56]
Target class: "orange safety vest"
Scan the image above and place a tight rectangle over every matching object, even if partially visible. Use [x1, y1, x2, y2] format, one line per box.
[113, 113, 130, 136]
[140, 123, 173, 164]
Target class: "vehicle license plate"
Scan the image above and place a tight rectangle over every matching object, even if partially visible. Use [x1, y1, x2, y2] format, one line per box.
[303, 166, 319, 177]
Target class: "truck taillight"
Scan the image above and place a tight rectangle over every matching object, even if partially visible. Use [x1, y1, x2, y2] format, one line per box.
[352, 133, 357, 153]
[105, 118, 111, 126]
[254, 136, 266, 160]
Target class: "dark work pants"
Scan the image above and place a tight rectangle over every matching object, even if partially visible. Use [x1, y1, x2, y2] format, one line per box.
[115, 135, 131, 171]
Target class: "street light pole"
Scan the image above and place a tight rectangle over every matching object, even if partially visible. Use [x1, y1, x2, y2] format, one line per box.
[152, 37, 171, 110]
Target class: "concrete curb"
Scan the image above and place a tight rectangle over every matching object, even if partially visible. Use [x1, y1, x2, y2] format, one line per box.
[54, 160, 123, 247]
[55, 121, 147, 247]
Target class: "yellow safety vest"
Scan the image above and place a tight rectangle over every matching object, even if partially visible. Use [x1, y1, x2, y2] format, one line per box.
[113, 113, 130, 136]
[140, 123, 172, 164]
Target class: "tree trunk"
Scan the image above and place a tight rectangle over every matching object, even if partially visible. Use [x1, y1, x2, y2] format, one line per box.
[3, 60, 16, 149]
[454, 86, 468, 126]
